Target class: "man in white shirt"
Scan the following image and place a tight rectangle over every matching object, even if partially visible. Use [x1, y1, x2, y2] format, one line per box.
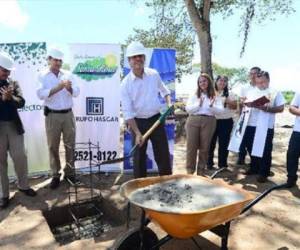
[37, 48, 80, 189]
[121, 41, 172, 178]
[243, 71, 285, 182]
[286, 92, 300, 188]
[237, 66, 261, 165]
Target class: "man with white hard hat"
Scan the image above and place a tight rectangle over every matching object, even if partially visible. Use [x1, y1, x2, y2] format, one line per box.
[121, 41, 172, 178]
[0, 52, 37, 209]
[37, 47, 80, 189]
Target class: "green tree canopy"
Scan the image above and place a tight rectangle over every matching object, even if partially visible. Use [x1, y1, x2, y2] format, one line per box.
[193, 63, 248, 87]
[131, 0, 295, 77]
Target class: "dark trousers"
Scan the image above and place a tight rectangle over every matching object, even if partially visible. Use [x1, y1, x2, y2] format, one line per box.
[208, 118, 233, 168]
[286, 131, 300, 182]
[238, 144, 247, 162]
[240, 126, 274, 177]
[132, 114, 172, 178]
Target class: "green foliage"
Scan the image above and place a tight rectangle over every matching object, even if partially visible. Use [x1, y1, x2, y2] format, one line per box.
[128, 0, 295, 83]
[193, 63, 248, 87]
[0, 42, 47, 67]
[138, 0, 295, 56]
[282, 91, 295, 104]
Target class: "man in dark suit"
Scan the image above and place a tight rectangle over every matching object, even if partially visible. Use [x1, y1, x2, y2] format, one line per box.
[0, 52, 36, 209]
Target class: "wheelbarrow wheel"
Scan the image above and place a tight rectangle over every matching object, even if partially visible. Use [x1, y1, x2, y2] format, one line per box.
[114, 227, 159, 250]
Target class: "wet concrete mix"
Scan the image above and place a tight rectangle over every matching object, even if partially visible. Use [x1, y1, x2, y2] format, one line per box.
[129, 178, 245, 213]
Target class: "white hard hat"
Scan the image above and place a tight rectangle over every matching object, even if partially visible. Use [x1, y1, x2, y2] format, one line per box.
[126, 41, 146, 58]
[47, 47, 64, 60]
[0, 52, 15, 71]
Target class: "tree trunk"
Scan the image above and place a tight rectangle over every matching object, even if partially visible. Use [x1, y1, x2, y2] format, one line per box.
[185, 0, 213, 78]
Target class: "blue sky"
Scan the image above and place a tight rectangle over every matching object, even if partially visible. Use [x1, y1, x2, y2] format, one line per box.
[0, 0, 299, 91]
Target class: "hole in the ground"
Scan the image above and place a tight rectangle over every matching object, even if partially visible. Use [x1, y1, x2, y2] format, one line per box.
[43, 198, 125, 245]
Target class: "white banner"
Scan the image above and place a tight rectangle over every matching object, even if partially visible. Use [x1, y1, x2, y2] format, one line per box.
[70, 44, 121, 172]
[228, 106, 251, 153]
[0, 42, 49, 175]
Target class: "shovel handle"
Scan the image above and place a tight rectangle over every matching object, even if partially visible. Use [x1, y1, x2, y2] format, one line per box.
[101, 105, 174, 166]
[141, 105, 174, 141]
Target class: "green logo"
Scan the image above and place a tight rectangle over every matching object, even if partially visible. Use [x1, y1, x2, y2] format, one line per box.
[73, 54, 118, 81]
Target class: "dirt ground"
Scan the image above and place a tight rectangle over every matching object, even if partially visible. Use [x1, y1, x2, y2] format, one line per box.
[0, 110, 300, 250]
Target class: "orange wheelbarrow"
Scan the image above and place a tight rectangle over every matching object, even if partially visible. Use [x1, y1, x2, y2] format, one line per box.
[115, 170, 287, 250]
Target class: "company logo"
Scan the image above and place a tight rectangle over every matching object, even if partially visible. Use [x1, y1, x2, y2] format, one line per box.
[86, 97, 104, 115]
[76, 97, 118, 122]
[19, 104, 43, 112]
[73, 54, 118, 81]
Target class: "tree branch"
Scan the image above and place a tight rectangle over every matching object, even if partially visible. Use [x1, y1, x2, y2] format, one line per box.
[184, 0, 203, 33]
[203, 0, 211, 22]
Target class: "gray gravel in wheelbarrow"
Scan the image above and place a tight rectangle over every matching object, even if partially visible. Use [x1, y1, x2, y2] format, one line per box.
[129, 178, 245, 213]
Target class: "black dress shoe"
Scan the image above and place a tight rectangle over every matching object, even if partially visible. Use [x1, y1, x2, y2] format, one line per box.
[0, 197, 9, 209]
[207, 164, 214, 170]
[19, 188, 37, 197]
[286, 180, 296, 188]
[236, 159, 245, 165]
[257, 176, 268, 183]
[243, 169, 258, 175]
[50, 177, 60, 189]
[64, 175, 79, 185]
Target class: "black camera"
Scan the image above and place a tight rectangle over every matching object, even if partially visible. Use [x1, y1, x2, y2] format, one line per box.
[44, 106, 50, 116]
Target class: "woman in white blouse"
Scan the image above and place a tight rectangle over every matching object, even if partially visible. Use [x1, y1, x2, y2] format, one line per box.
[207, 75, 237, 169]
[185, 73, 216, 175]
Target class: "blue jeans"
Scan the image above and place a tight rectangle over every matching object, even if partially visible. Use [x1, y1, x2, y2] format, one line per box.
[286, 131, 300, 182]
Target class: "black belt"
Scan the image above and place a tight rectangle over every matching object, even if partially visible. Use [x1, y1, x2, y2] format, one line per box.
[191, 114, 213, 117]
[135, 113, 160, 121]
[47, 108, 72, 114]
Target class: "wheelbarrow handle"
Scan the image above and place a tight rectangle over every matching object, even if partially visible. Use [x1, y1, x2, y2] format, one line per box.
[210, 167, 227, 179]
[241, 183, 287, 214]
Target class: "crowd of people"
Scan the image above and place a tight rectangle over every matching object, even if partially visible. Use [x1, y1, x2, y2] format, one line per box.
[184, 67, 299, 187]
[0, 41, 299, 210]
[0, 48, 79, 208]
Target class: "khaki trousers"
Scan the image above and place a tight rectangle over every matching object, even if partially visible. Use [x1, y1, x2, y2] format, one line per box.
[45, 111, 75, 177]
[185, 115, 216, 175]
[0, 122, 29, 199]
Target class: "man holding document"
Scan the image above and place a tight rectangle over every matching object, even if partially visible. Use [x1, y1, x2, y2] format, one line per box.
[229, 71, 285, 182]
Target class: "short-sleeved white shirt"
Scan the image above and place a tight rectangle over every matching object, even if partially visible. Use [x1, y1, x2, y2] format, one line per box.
[247, 88, 285, 128]
[291, 92, 300, 132]
[268, 91, 286, 128]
